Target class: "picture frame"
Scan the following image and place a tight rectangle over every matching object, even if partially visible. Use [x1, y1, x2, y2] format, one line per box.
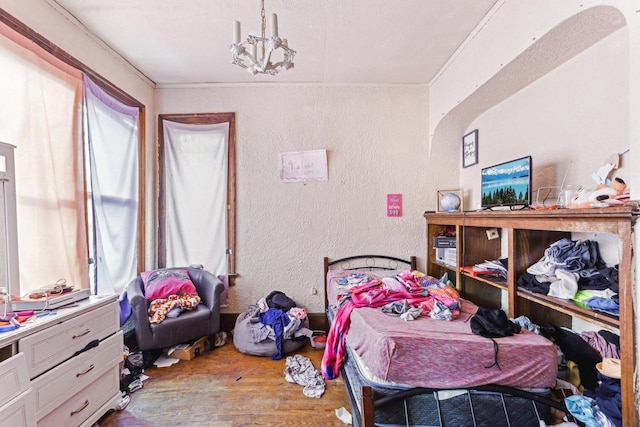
[462, 129, 478, 168]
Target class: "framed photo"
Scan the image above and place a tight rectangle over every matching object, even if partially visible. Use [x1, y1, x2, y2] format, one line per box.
[462, 129, 478, 168]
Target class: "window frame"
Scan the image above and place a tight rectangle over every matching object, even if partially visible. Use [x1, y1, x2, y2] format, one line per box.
[0, 9, 146, 277]
[157, 113, 237, 276]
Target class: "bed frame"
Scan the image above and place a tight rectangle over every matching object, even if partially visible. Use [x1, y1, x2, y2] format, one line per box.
[323, 254, 416, 313]
[323, 255, 574, 427]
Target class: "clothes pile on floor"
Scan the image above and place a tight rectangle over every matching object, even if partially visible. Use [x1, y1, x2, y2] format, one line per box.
[233, 290, 311, 359]
[284, 354, 325, 398]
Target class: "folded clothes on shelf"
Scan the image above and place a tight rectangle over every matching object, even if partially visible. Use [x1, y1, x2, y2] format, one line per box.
[461, 259, 508, 279]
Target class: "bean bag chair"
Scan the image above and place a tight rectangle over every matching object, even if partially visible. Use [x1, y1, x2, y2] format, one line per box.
[233, 305, 309, 358]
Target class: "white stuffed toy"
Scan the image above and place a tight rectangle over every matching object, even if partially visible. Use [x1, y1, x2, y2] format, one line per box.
[570, 155, 627, 208]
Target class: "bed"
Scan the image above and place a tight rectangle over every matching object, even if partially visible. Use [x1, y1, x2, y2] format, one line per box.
[323, 255, 571, 427]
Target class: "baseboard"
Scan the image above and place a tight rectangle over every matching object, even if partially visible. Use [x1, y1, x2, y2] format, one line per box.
[220, 313, 238, 334]
[307, 313, 329, 332]
[125, 312, 329, 352]
[221, 312, 328, 334]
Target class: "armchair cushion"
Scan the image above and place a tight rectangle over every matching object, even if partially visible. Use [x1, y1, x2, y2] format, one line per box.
[141, 268, 197, 301]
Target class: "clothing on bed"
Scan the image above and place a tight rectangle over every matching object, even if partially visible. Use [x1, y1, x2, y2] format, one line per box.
[471, 307, 522, 338]
[471, 307, 523, 371]
[346, 305, 557, 388]
[325, 268, 558, 389]
[322, 270, 461, 380]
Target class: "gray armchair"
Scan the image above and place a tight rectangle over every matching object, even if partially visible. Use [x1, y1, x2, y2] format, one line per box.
[126, 267, 225, 352]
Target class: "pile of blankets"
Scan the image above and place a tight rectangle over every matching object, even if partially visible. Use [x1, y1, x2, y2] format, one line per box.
[322, 269, 461, 380]
[148, 294, 201, 324]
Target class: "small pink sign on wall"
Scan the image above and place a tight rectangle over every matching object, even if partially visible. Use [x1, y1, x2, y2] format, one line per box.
[387, 193, 402, 217]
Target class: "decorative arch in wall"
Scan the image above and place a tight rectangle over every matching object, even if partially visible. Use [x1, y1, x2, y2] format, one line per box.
[429, 5, 627, 165]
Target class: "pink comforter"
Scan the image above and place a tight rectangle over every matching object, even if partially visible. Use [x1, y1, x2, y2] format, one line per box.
[322, 270, 462, 380]
[324, 269, 558, 388]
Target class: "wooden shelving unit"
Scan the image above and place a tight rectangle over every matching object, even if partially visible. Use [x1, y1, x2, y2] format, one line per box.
[424, 206, 638, 426]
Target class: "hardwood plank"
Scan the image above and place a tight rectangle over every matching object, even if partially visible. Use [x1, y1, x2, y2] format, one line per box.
[98, 340, 351, 426]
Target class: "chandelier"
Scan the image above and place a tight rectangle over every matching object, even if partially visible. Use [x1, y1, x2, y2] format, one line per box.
[230, 0, 296, 75]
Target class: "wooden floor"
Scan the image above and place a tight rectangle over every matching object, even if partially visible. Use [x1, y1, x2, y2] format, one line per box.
[98, 339, 352, 427]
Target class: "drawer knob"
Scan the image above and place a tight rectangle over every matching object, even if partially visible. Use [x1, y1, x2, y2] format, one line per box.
[76, 364, 95, 377]
[72, 329, 91, 339]
[70, 399, 89, 416]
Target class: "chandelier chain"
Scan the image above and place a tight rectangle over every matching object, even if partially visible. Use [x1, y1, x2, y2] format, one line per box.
[260, 0, 266, 59]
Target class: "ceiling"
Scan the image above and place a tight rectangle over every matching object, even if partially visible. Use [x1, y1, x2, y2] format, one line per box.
[49, 0, 498, 87]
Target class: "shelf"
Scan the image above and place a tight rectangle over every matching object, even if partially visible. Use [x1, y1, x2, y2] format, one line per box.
[429, 260, 457, 271]
[425, 207, 638, 427]
[517, 288, 619, 330]
[425, 206, 637, 235]
[460, 271, 507, 290]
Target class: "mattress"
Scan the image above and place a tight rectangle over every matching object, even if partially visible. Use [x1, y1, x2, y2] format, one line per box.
[326, 269, 558, 389]
[341, 346, 553, 427]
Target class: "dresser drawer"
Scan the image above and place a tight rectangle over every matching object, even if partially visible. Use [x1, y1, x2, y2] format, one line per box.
[19, 302, 119, 378]
[31, 330, 122, 420]
[0, 352, 30, 408]
[0, 388, 36, 427]
[0, 353, 35, 427]
[37, 365, 120, 427]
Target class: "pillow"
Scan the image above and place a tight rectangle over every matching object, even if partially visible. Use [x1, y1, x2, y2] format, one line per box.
[141, 269, 198, 301]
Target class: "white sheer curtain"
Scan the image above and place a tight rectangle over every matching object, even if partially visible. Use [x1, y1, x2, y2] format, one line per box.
[84, 76, 139, 295]
[163, 121, 229, 286]
[0, 26, 87, 295]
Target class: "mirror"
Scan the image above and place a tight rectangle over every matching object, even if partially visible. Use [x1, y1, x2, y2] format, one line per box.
[0, 143, 18, 299]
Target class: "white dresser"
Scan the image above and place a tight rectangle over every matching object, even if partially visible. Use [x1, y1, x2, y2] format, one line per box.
[0, 295, 122, 427]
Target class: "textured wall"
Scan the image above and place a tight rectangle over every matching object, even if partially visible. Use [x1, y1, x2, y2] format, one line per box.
[156, 85, 433, 313]
[462, 27, 629, 209]
[428, 0, 635, 347]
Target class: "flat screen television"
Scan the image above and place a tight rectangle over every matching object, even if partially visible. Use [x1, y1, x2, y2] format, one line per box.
[481, 156, 532, 209]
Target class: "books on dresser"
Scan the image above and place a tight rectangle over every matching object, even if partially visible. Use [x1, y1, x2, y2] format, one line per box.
[11, 288, 91, 311]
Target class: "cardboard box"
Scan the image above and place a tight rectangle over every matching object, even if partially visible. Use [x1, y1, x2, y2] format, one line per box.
[164, 336, 208, 361]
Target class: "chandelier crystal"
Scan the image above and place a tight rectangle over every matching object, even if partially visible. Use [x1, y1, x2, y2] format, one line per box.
[230, 0, 296, 75]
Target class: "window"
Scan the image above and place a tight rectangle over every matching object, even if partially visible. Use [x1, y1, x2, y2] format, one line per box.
[158, 113, 236, 295]
[84, 76, 141, 295]
[0, 13, 145, 296]
[0, 25, 86, 295]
